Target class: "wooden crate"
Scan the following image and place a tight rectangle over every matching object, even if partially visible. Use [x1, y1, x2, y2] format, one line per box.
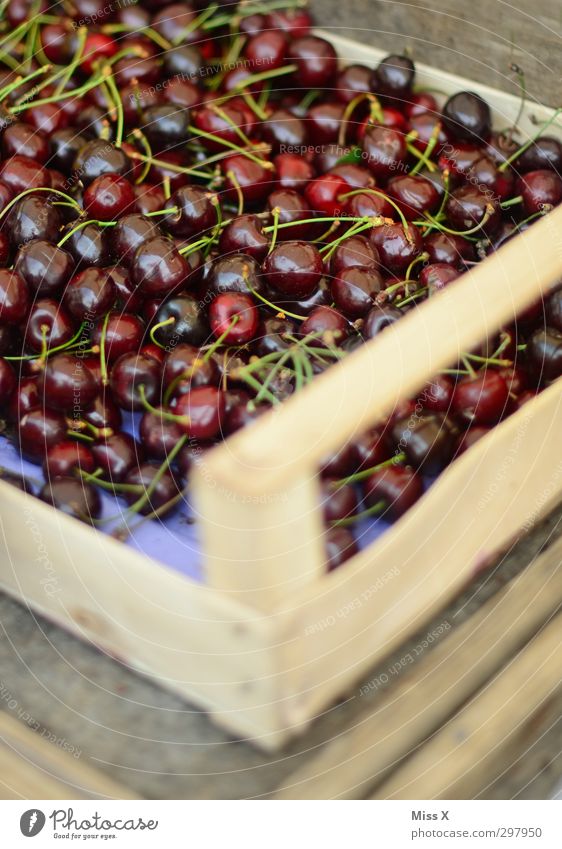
[1, 33, 562, 752]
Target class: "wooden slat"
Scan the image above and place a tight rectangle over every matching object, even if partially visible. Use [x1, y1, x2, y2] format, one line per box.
[0, 711, 137, 800]
[372, 614, 562, 799]
[273, 532, 562, 798]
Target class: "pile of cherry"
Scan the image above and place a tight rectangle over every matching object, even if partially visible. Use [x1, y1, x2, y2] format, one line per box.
[0, 0, 561, 572]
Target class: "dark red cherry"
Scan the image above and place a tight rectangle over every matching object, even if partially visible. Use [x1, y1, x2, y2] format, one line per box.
[353, 428, 390, 471]
[152, 296, 209, 347]
[0, 269, 29, 324]
[111, 213, 159, 266]
[163, 344, 219, 393]
[361, 125, 407, 182]
[304, 173, 349, 216]
[300, 305, 350, 346]
[515, 136, 562, 174]
[221, 154, 274, 205]
[244, 30, 287, 70]
[163, 43, 203, 77]
[388, 174, 440, 219]
[193, 103, 251, 151]
[423, 375, 454, 412]
[267, 7, 312, 36]
[526, 326, 562, 382]
[392, 413, 456, 474]
[344, 189, 393, 220]
[263, 241, 323, 297]
[165, 186, 216, 238]
[321, 479, 358, 524]
[335, 64, 373, 104]
[141, 104, 191, 153]
[14, 240, 74, 297]
[81, 32, 117, 74]
[363, 304, 403, 339]
[64, 267, 115, 321]
[123, 462, 178, 515]
[267, 188, 314, 240]
[83, 174, 136, 221]
[153, 1, 199, 43]
[110, 351, 161, 411]
[174, 386, 225, 441]
[18, 408, 67, 461]
[41, 23, 72, 64]
[445, 186, 501, 234]
[419, 262, 459, 293]
[373, 54, 415, 100]
[404, 92, 439, 119]
[91, 432, 143, 482]
[0, 156, 50, 193]
[208, 253, 263, 296]
[8, 375, 39, 420]
[443, 91, 492, 142]
[274, 152, 315, 190]
[424, 232, 475, 268]
[209, 292, 259, 345]
[92, 312, 145, 363]
[39, 353, 98, 412]
[7, 196, 61, 246]
[307, 102, 346, 145]
[219, 214, 269, 261]
[545, 287, 562, 332]
[517, 170, 562, 215]
[132, 236, 190, 297]
[40, 477, 101, 522]
[24, 101, 69, 135]
[2, 121, 49, 163]
[363, 465, 423, 519]
[65, 222, 112, 268]
[0, 358, 16, 405]
[133, 183, 166, 216]
[73, 139, 131, 186]
[453, 371, 510, 424]
[331, 235, 380, 274]
[331, 266, 384, 318]
[139, 408, 185, 460]
[287, 36, 338, 88]
[325, 527, 358, 571]
[23, 299, 74, 353]
[48, 128, 87, 173]
[370, 222, 423, 274]
[83, 394, 122, 432]
[43, 440, 95, 479]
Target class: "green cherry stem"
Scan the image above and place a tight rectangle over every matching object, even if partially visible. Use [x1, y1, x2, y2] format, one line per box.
[188, 125, 274, 168]
[498, 107, 562, 172]
[99, 311, 111, 387]
[103, 65, 124, 147]
[268, 206, 281, 254]
[0, 187, 82, 224]
[0, 63, 52, 102]
[138, 384, 190, 426]
[149, 317, 175, 349]
[409, 123, 441, 176]
[226, 169, 245, 217]
[335, 453, 407, 487]
[332, 499, 387, 527]
[3, 322, 88, 362]
[339, 188, 412, 239]
[58, 219, 116, 248]
[101, 23, 172, 51]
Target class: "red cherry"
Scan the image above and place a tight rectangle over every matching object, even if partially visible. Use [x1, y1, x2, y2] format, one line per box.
[174, 386, 226, 441]
[305, 173, 349, 216]
[81, 33, 117, 74]
[209, 292, 259, 345]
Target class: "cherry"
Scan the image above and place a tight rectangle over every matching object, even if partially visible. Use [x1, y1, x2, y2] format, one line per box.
[517, 170, 562, 215]
[361, 125, 407, 182]
[526, 326, 562, 382]
[81, 32, 117, 74]
[73, 140, 131, 186]
[163, 344, 219, 393]
[0, 269, 30, 324]
[65, 222, 112, 269]
[331, 266, 384, 318]
[91, 432, 143, 482]
[152, 296, 209, 347]
[132, 235, 190, 297]
[64, 267, 115, 321]
[245, 30, 287, 70]
[165, 186, 216, 238]
[221, 154, 274, 205]
[363, 465, 424, 519]
[0, 156, 50, 193]
[423, 375, 454, 412]
[6, 196, 61, 246]
[43, 441, 95, 479]
[443, 91, 492, 142]
[370, 222, 423, 275]
[41, 23, 72, 64]
[453, 371, 510, 424]
[48, 128, 87, 173]
[515, 136, 562, 174]
[445, 186, 501, 234]
[287, 36, 338, 88]
[111, 214, 159, 266]
[344, 189, 393, 220]
[331, 235, 380, 274]
[388, 174, 440, 220]
[374, 54, 415, 100]
[209, 292, 258, 345]
[193, 103, 251, 151]
[39, 353, 97, 412]
[123, 462, 179, 515]
[114, 55, 161, 88]
[40, 477, 101, 522]
[83, 394, 122, 432]
[174, 386, 225, 441]
[153, 1, 199, 42]
[139, 408, 186, 460]
[404, 92, 439, 119]
[264, 241, 323, 297]
[545, 287, 562, 331]
[335, 64, 373, 104]
[267, 188, 314, 240]
[363, 304, 403, 339]
[134, 183, 166, 216]
[207, 253, 261, 297]
[2, 122, 49, 163]
[18, 408, 67, 461]
[325, 527, 358, 571]
[13, 240, 73, 298]
[141, 104, 191, 153]
[83, 174, 136, 221]
[307, 102, 346, 146]
[163, 43, 203, 78]
[424, 232, 475, 267]
[392, 413, 456, 474]
[304, 173, 349, 216]
[0, 358, 16, 405]
[110, 351, 161, 411]
[353, 428, 390, 471]
[321, 479, 358, 523]
[419, 262, 459, 293]
[274, 152, 315, 190]
[92, 312, 145, 363]
[219, 214, 269, 261]
[300, 305, 350, 346]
